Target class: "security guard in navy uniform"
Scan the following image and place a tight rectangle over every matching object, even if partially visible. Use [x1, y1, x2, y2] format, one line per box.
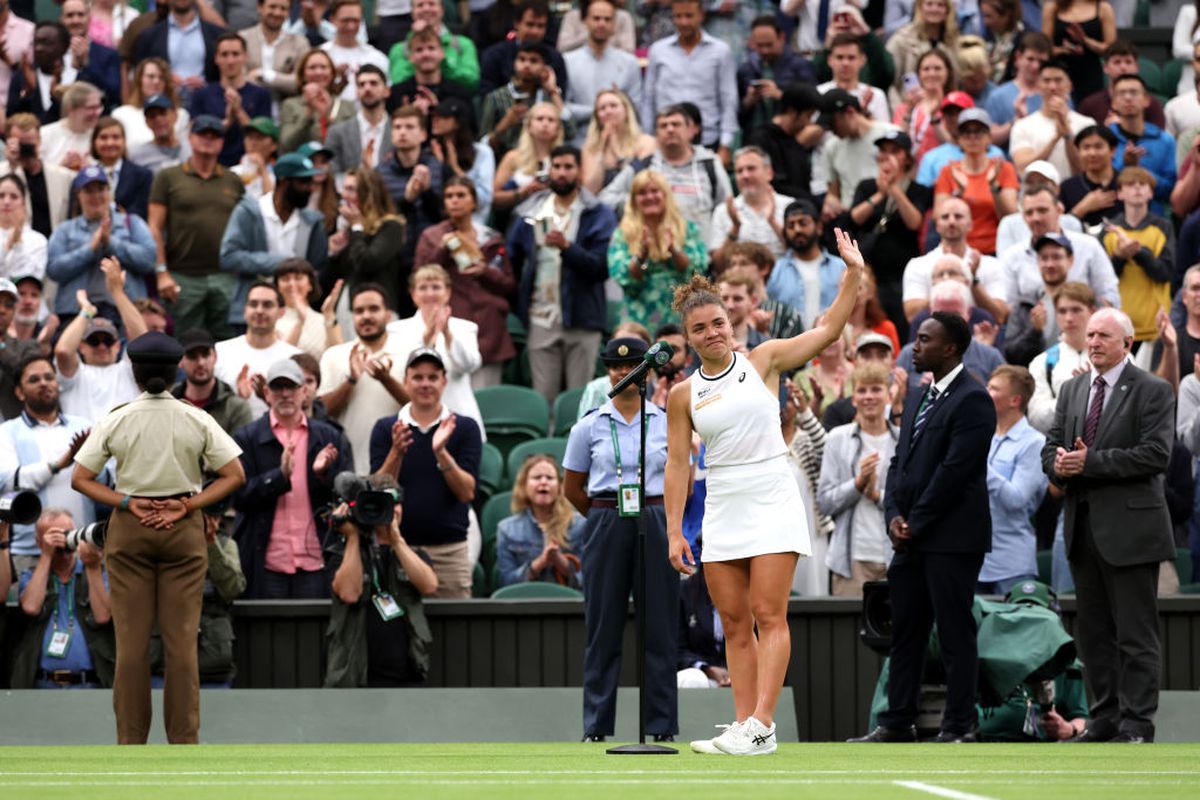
[562, 337, 678, 742]
[71, 332, 246, 745]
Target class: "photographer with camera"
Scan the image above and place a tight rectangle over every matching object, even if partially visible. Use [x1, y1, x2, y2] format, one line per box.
[0, 354, 94, 576]
[232, 358, 353, 599]
[325, 473, 438, 687]
[13, 508, 114, 689]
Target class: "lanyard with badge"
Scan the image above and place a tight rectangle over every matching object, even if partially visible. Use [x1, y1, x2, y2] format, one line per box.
[368, 544, 404, 622]
[45, 575, 76, 659]
[609, 416, 643, 517]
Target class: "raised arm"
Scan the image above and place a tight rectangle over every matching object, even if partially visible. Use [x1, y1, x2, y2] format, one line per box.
[750, 227, 863, 377]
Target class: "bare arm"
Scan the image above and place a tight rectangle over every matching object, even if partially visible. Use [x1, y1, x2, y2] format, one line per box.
[104, 258, 148, 341]
[54, 298, 90, 377]
[331, 525, 364, 604]
[391, 524, 438, 596]
[750, 228, 864, 377]
[19, 548, 53, 617]
[81, 551, 111, 625]
[0, 522, 10, 602]
[563, 469, 590, 516]
[665, 382, 697, 574]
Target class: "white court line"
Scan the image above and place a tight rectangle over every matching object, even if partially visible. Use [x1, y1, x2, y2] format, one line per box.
[895, 781, 998, 800]
[0, 777, 1195, 788]
[3, 769, 1199, 777]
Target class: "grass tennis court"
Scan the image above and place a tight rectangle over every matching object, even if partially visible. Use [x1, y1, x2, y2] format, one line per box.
[3, 742, 1200, 800]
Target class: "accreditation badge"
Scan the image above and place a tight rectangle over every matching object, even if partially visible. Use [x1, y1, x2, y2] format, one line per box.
[372, 592, 405, 621]
[45, 630, 72, 658]
[618, 484, 641, 517]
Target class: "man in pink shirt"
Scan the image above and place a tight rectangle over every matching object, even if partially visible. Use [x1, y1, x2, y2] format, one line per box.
[231, 358, 353, 598]
[0, 0, 34, 106]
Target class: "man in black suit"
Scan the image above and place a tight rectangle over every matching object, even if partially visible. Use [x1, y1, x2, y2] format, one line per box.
[60, 0, 122, 109]
[850, 311, 996, 744]
[132, 0, 224, 90]
[1042, 306, 1175, 744]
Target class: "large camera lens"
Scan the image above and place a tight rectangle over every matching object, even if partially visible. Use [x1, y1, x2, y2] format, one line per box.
[0, 491, 42, 525]
[62, 521, 108, 551]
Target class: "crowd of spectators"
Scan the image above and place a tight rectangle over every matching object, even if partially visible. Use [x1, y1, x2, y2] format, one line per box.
[0, 0, 1198, 693]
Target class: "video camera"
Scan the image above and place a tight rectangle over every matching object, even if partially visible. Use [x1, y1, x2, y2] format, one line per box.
[62, 520, 107, 551]
[0, 491, 41, 525]
[330, 472, 403, 528]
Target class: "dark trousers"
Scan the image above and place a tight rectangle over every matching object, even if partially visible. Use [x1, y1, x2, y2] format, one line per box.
[581, 505, 678, 737]
[1070, 503, 1161, 738]
[878, 549, 984, 735]
[260, 568, 329, 599]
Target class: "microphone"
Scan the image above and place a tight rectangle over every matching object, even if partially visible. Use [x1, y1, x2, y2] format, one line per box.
[607, 341, 674, 398]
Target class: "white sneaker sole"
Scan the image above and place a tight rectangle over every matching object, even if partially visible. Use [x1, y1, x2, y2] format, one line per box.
[690, 738, 725, 754]
[712, 739, 777, 756]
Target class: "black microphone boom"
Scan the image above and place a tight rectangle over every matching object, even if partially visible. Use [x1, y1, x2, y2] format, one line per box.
[607, 341, 674, 398]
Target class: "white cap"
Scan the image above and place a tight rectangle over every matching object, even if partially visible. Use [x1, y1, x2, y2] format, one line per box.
[1024, 160, 1061, 185]
[0, 278, 16, 299]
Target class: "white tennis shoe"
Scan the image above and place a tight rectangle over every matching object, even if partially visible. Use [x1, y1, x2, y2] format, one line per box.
[690, 722, 739, 754]
[712, 716, 777, 755]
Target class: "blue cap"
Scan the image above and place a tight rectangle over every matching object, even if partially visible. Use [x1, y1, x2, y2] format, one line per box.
[72, 164, 108, 192]
[126, 331, 184, 365]
[191, 114, 226, 136]
[143, 93, 172, 112]
[1034, 232, 1073, 255]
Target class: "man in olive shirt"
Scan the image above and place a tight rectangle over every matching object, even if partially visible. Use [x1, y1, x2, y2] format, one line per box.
[147, 116, 246, 341]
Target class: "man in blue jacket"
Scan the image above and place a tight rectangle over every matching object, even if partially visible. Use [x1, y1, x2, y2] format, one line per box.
[218, 152, 328, 330]
[506, 144, 616, 405]
[1109, 75, 1176, 216]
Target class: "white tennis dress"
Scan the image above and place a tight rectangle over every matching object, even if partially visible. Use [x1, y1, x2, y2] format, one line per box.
[690, 352, 812, 562]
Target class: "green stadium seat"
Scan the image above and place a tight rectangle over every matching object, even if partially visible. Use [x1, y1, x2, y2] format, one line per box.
[491, 582, 584, 599]
[505, 437, 569, 482]
[1176, 547, 1193, 585]
[1138, 57, 1163, 98]
[1036, 549, 1053, 586]
[552, 386, 586, 436]
[475, 385, 549, 460]
[477, 442, 505, 505]
[471, 561, 490, 598]
[1163, 59, 1186, 98]
[479, 491, 513, 586]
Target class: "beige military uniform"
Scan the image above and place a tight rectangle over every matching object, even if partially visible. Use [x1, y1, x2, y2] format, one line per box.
[76, 392, 242, 745]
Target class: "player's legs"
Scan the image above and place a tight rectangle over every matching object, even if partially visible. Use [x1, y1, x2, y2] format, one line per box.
[704, 559, 756, 722]
[748, 551, 799, 727]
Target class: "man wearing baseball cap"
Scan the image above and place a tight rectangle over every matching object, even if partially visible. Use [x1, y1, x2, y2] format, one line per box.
[1004, 233, 1077, 367]
[230, 356, 352, 599]
[218, 152, 329, 328]
[819, 88, 898, 223]
[45, 165, 156, 321]
[127, 94, 192, 173]
[368, 345, 483, 599]
[0, 278, 43, 419]
[822, 331, 907, 430]
[54, 257, 150, 423]
[995, 160, 1085, 255]
[146, 114, 245, 340]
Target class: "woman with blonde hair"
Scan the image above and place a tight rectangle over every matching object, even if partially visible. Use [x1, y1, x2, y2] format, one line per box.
[581, 89, 656, 195]
[496, 455, 586, 589]
[280, 50, 353, 152]
[608, 170, 708, 331]
[886, 0, 961, 102]
[955, 35, 997, 105]
[493, 102, 565, 217]
[112, 58, 191, 151]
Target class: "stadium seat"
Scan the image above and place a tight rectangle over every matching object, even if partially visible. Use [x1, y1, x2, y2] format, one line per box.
[552, 386, 586, 436]
[505, 437, 569, 482]
[1176, 547, 1193, 584]
[1036, 549, 1053, 586]
[1138, 57, 1164, 99]
[491, 582, 584, 599]
[1163, 59, 1186, 98]
[477, 442, 505, 505]
[475, 385, 549, 460]
[479, 491, 513, 586]
[472, 561, 490, 598]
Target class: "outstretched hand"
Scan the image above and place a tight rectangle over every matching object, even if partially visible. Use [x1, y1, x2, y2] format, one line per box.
[832, 227, 865, 273]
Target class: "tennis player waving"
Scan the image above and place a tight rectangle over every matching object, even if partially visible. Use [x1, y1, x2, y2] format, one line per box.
[665, 228, 864, 755]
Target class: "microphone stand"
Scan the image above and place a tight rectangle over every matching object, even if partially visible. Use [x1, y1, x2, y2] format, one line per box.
[606, 371, 677, 756]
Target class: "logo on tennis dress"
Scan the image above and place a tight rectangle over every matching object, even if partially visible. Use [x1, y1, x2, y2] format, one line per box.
[698, 386, 713, 398]
[738, 372, 746, 382]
